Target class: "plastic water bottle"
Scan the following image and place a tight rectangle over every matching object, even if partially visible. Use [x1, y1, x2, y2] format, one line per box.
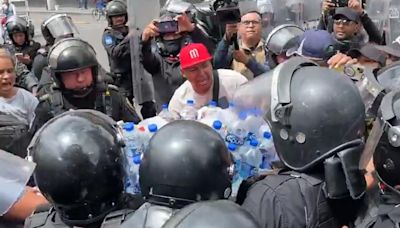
[245, 108, 267, 139]
[219, 102, 238, 126]
[225, 111, 248, 147]
[122, 122, 142, 194]
[141, 124, 158, 152]
[240, 139, 262, 179]
[158, 104, 176, 122]
[259, 131, 278, 170]
[212, 120, 226, 139]
[228, 143, 242, 197]
[180, 99, 197, 120]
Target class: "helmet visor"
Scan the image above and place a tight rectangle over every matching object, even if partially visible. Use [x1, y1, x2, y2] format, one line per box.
[266, 24, 304, 55]
[44, 15, 79, 39]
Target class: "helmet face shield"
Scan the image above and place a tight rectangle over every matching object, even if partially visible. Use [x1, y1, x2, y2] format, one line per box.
[266, 24, 304, 55]
[44, 15, 79, 39]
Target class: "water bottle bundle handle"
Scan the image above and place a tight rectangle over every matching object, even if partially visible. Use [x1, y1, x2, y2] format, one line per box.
[212, 70, 220, 106]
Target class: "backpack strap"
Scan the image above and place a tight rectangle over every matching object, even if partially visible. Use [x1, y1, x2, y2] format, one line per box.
[101, 209, 135, 228]
[212, 70, 220, 105]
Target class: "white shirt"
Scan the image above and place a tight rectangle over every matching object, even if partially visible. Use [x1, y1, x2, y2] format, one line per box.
[0, 88, 39, 126]
[169, 69, 248, 115]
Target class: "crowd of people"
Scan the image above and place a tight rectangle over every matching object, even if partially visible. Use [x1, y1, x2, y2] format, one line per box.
[2, 0, 400, 227]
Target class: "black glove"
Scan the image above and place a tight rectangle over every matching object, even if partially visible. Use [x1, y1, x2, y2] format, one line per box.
[140, 101, 157, 119]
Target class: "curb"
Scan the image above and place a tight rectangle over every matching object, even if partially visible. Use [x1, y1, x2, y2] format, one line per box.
[18, 9, 92, 15]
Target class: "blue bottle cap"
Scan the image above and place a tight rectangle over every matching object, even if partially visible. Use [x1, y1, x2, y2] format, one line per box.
[123, 122, 134, 131]
[162, 104, 168, 109]
[212, 120, 222, 130]
[133, 154, 141, 164]
[209, 100, 217, 107]
[148, 124, 158, 133]
[238, 111, 247, 120]
[187, 99, 194, 105]
[263, 131, 272, 139]
[228, 143, 236, 151]
[250, 139, 259, 147]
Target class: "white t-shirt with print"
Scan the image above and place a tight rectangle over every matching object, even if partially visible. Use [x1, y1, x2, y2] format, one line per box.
[169, 69, 248, 115]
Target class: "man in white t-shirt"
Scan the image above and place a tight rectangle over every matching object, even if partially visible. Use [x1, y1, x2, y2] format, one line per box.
[169, 43, 247, 115]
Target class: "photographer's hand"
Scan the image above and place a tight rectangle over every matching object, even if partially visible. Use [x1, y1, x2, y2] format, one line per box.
[176, 13, 195, 33]
[233, 49, 250, 65]
[348, 0, 363, 14]
[322, 0, 335, 13]
[224, 23, 238, 42]
[142, 20, 159, 42]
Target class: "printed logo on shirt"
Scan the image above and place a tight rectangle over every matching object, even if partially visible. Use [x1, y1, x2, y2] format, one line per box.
[189, 48, 199, 59]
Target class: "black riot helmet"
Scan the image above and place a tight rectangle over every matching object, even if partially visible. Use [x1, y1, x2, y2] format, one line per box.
[140, 120, 232, 209]
[27, 110, 126, 227]
[6, 16, 32, 44]
[48, 38, 98, 97]
[41, 14, 79, 46]
[265, 24, 304, 68]
[105, 0, 128, 27]
[267, 57, 366, 172]
[368, 90, 400, 196]
[162, 200, 259, 228]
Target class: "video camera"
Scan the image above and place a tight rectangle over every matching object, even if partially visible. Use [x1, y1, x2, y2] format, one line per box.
[157, 20, 179, 34]
[213, 0, 240, 49]
[213, 0, 241, 24]
[334, 0, 348, 8]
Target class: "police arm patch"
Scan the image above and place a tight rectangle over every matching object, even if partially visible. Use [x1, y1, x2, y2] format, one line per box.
[104, 35, 114, 45]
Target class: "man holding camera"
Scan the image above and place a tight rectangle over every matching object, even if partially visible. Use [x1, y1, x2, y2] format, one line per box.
[319, 0, 383, 48]
[213, 10, 269, 80]
[141, 10, 213, 106]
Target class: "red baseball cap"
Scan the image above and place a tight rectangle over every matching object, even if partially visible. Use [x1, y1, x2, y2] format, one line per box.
[179, 43, 212, 70]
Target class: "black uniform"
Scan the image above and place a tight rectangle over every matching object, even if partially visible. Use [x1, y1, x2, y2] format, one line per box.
[239, 58, 367, 228]
[102, 25, 133, 100]
[360, 83, 400, 228]
[31, 84, 140, 132]
[31, 47, 49, 81]
[103, 0, 156, 118]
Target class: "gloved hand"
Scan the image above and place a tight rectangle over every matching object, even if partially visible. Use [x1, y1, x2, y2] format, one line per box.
[140, 101, 157, 119]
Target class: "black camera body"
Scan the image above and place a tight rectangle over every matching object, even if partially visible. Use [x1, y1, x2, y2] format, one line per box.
[213, 0, 241, 24]
[157, 20, 179, 34]
[334, 0, 348, 7]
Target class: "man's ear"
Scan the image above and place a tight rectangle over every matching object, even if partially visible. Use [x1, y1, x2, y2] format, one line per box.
[181, 69, 186, 78]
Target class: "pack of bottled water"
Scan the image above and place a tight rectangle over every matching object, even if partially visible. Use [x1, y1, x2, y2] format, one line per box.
[118, 99, 280, 197]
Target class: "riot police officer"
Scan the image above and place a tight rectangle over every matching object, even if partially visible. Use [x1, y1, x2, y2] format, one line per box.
[121, 120, 233, 227]
[162, 200, 259, 228]
[363, 89, 400, 227]
[32, 14, 78, 81]
[24, 110, 136, 228]
[237, 57, 367, 227]
[265, 23, 304, 69]
[29, 38, 140, 137]
[103, 0, 156, 118]
[5, 16, 40, 70]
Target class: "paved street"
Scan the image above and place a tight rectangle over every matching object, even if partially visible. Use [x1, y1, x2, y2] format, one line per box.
[20, 9, 111, 71]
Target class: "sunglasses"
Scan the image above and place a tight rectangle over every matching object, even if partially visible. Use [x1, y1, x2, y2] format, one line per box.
[334, 19, 353, 26]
